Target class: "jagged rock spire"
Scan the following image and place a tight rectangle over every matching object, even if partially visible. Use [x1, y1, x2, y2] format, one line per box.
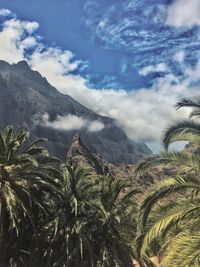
[66, 132, 109, 175]
[71, 132, 80, 144]
[67, 132, 91, 158]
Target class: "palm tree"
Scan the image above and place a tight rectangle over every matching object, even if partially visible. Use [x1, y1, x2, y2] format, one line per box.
[40, 166, 140, 267]
[39, 165, 97, 267]
[0, 126, 60, 266]
[135, 97, 200, 266]
[93, 175, 140, 267]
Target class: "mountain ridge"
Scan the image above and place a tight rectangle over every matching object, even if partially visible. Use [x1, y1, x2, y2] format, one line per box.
[0, 60, 151, 163]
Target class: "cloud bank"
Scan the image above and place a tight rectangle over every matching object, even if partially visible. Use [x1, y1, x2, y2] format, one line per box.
[0, 9, 199, 151]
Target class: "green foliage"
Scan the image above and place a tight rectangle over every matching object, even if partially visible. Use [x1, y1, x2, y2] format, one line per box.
[135, 96, 200, 266]
[36, 167, 139, 267]
[0, 126, 140, 267]
[2, 96, 200, 267]
[0, 126, 61, 266]
[161, 232, 200, 267]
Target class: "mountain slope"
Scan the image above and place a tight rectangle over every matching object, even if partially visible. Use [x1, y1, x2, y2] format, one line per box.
[0, 60, 151, 163]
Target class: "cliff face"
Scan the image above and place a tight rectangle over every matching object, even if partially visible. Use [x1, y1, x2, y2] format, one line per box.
[0, 60, 151, 163]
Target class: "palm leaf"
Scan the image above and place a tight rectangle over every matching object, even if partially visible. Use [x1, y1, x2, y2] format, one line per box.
[161, 232, 200, 267]
[140, 200, 200, 257]
[162, 119, 200, 150]
[176, 97, 200, 110]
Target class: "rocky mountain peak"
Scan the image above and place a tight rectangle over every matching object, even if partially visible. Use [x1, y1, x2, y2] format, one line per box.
[66, 132, 109, 175]
[67, 132, 91, 159]
[16, 60, 29, 68]
[71, 132, 82, 146]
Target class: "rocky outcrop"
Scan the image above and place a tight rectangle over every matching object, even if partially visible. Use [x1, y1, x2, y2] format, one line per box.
[0, 60, 151, 163]
[66, 133, 109, 175]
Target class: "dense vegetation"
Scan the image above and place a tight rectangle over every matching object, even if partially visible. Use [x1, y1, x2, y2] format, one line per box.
[0, 97, 199, 267]
[0, 126, 138, 267]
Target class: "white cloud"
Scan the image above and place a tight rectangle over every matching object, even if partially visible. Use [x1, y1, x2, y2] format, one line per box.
[88, 121, 105, 132]
[0, 18, 39, 63]
[0, 15, 199, 151]
[42, 113, 105, 133]
[139, 63, 167, 76]
[173, 50, 185, 63]
[42, 113, 86, 131]
[0, 9, 12, 17]
[30, 48, 81, 77]
[24, 21, 39, 33]
[37, 68, 197, 143]
[167, 0, 200, 28]
[20, 37, 37, 49]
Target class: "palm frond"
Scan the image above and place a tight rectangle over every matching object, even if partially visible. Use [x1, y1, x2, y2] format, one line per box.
[189, 108, 200, 118]
[176, 97, 200, 110]
[162, 119, 200, 149]
[135, 151, 200, 176]
[138, 175, 200, 230]
[161, 232, 200, 267]
[140, 200, 200, 257]
[165, 131, 200, 144]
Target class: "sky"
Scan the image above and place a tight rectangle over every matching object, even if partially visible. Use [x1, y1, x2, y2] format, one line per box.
[0, 0, 199, 151]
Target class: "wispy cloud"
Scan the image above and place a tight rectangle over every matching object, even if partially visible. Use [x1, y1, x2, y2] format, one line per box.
[139, 63, 167, 76]
[83, 0, 200, 70]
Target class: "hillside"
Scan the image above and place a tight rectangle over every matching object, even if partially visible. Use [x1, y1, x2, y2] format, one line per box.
[66, 132, 162, 188]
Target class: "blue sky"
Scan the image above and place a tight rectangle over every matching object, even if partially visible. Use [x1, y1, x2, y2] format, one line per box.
[0, 0, 199, 151]
[1, 0, 199, 90]
[0, 0, 148, 89]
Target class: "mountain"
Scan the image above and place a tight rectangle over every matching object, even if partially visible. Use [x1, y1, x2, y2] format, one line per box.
[0, 60, 151, 163]
[66, 132, 159, 188]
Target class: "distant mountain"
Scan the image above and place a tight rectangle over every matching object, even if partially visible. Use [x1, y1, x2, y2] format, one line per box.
[0, 60, 151, 163]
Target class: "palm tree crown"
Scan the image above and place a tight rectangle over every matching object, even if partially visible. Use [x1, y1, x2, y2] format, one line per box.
[135, 97, 200, 266]
[0, 126, 60, 266]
